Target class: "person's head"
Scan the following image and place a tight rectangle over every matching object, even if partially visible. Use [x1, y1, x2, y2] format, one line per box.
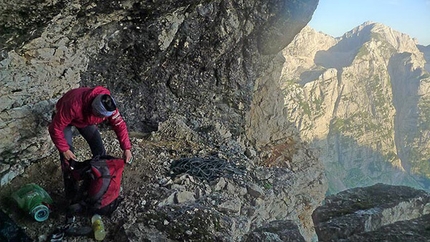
[92, 94, 116, 117]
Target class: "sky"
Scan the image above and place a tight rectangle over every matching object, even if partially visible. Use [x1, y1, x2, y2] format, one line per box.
[308, 0, 430, 46]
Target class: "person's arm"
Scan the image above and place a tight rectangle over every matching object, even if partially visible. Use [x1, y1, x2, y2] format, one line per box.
[48, 108, 76, 160]
[108, 110, 133, 163]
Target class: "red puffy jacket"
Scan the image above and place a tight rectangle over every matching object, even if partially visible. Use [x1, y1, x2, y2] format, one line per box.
[49, 86, 132, 153]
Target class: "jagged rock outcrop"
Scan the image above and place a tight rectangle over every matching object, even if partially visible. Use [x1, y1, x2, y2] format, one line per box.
[281, 22, 430, 193]
[312, 183, 430, 241]
[418, 44, 430, 72]
[0, 0, 327, 241]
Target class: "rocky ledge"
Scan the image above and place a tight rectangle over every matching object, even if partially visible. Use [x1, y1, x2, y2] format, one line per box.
[313, 183, 430, 241]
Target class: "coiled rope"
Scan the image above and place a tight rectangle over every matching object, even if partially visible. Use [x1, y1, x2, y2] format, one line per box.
[170, 156, 245, 181]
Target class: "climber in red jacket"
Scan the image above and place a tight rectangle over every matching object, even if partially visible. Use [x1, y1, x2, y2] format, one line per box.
[49, 86, 132, 200]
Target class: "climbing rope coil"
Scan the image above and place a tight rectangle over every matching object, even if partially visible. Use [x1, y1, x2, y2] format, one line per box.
[169, 156, 245, 181]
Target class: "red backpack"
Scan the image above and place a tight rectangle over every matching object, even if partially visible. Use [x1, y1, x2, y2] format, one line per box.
[69, 155, 124, 216]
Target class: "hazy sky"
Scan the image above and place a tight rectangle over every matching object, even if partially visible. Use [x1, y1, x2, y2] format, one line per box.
[308, 0, 430, 46]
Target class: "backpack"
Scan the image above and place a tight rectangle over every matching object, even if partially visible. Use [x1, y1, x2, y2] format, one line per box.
[68, 155, 125, 216]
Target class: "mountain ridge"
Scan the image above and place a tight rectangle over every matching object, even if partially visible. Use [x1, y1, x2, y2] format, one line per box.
[312, 21, 429, 47]
[283, 21, 430, 194]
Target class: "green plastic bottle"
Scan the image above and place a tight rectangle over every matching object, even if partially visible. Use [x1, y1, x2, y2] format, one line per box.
[11, 183, 53, 222]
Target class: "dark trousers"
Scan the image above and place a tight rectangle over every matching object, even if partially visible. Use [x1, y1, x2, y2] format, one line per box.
[60, 125, 106, 202]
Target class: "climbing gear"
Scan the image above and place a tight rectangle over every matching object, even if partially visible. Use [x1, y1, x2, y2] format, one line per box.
[170, 156, 245, 181]
[49, 228, 64, 242]
[48, 215, 92, 241]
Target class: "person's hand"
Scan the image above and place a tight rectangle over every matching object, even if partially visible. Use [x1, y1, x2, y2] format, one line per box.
[63, 150, 76, 161]
[123, 149, 133, 164]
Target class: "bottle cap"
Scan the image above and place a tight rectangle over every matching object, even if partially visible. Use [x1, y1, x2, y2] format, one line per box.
[31, 204, 50, 222]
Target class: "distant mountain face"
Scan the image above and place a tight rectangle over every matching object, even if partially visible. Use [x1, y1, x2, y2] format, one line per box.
[282, 22, 430, 194]
[418, 45, 430, 72]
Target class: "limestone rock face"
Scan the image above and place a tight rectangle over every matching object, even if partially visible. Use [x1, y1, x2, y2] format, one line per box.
[1, 0, 317, 177]
[312, 183, 430, 241]
[282, 22, 430, 193]
[418, 44, 430, 72]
